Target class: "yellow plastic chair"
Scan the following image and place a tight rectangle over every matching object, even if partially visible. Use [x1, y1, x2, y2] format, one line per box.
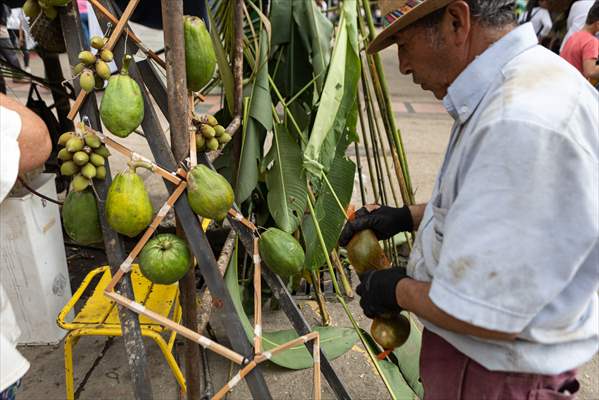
[57, 264, 186, 400]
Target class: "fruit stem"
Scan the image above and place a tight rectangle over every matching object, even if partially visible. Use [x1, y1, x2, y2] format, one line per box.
[121, 54, 133, 75]
[127, 160, 154, 172]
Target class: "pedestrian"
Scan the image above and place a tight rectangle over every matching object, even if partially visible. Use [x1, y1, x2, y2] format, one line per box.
[560, 0, 594, 52]
[340, 1, 598, 399]
[519, 0, 553, 41]
[0, 93, 52, 400]
[0, 4, 23, 91]
[7, 8, 33, 74]
[561, 1, 599, 81]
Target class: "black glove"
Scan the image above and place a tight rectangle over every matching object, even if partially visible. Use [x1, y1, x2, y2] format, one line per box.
[356, 268, 407, 319]
[339, 205, 413, 247]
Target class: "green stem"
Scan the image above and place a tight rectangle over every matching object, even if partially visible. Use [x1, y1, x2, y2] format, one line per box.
[356, 94, 380, 204]
[127, 160, 154, 172]
[121, 54, 133, 75]
[267, 75, 307, 145]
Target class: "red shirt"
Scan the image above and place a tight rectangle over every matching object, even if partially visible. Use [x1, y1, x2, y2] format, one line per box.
[560, 31, 599, 75]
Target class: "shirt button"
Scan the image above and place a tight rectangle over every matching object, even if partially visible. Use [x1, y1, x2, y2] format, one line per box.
[460, 106, 469, 114]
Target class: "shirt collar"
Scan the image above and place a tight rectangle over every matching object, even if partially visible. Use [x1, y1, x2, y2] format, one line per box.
[443, 23, 539, 124]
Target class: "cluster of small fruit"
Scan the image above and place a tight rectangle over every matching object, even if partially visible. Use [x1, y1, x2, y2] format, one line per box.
[58, 129, 111, 192]
[23, 0, 70, 21]
[73, 36, 114, 93]
[192, 113, 232, 152]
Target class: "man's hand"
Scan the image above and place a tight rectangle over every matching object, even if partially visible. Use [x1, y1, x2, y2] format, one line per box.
[339, 205, 413, 247]
[356, 268, 407, 319]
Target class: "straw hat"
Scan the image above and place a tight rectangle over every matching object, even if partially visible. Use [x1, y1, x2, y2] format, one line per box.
[367, 0, 454, 53]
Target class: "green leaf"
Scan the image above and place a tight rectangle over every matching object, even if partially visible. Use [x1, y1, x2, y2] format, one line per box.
[270, 0, 292, 46]
[302, 153, 355, 270]
[207, 4, 235, 113]
[291, 1, 334, 92]
[360, 329, 419, 400]
[392, 318, 424, 398]
[266, 124, 308, 233]
[236, 29, 273, 203]
[224, 241, 359, 369]
[303, 0, 360, 177]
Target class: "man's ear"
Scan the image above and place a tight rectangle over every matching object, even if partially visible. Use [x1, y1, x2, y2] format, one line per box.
[443, 1, 471, 46]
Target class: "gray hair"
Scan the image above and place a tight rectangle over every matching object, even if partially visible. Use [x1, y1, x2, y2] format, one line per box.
[417, 0, 517, 28]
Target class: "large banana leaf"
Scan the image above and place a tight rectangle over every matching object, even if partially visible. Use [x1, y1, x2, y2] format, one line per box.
[360, 329, 419, 400]
[392, 318, 424, 398]
[207, 5, 235, 113]
[224, 241, 359, 369]
[236, 29, 273, 203]
[303, 0, 360, 177]
[302, 153, 355, 270]
[266, 124, 308, 233]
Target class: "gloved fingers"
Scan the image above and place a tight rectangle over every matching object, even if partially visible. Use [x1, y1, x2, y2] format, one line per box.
[359, 298, 377, 319]
[339, 217, 372, 246]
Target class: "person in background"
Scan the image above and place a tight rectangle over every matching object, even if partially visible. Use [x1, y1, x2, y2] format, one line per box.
[77, 0, 90, 49]
[560, 0, 594, 51]
[0, 94, 51, 400]
[520, 0, 553, 41]
[0, 4, 22, 90]
[7, 8, 33, 74]
[341, 0, 598, 398]
[561, 1, 599, 80]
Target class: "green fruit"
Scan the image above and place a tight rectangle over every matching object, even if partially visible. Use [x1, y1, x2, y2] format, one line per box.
[72, 63, 85, 76]
[259, 228, 305, 278]
[73, 151, 89, 166]
[60, 161, 78, 176]
[23, 0, 41, 19]
[65, 137, 83, 153]
[62, 189, 103, 245]
[105, 167, 154, 237]
[183, 16, 216, 91]
[346, 229, 390, 274]
[81, 163, 97, 179]
[96, 166, 107, 180]
[95, 60, 111, 80]
[195, 134, 205, 150]
[90, 36, 107, 50]
[186, 164, 233, 220]
[94, 145, 111, 158]
[371, 315, 411, 350]
[139, 234, 191, 285]
[200, 124, 216, 139]
[100, 55, 145, 138]
[206, 138, 219, 151]
[58, 148, 73, 161]
[45, 0, 72, 6]
[214, 125, 226, 137]
[58, 131, 76, 146]
[79, 69, 95, 93]
[72, 174, 90, 192]
[78, 50, 96, 65]
[206, 115, 218, 127]
[217, 133, 232, 145]
[90, 153, 105, 167]
[84, 133, 102, 149]
[100, 49, 114, 63]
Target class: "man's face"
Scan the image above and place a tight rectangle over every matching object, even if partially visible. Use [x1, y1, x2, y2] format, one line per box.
[393, 23, 454, 100]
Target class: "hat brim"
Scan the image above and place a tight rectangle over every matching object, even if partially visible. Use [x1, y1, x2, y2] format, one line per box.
[366, 0, 454, 54]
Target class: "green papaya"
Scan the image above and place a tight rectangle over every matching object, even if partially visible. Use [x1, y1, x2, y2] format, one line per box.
[105, 166, 153, 237]
[62, 189, 103, 245]
[23, 0, 41, 19]
[139, 234, 191, 285]
[186, 164, 233, 220]
[183, 16, 216, 91]
[100, 55, 144, 138]
[259, 228, 305, 278]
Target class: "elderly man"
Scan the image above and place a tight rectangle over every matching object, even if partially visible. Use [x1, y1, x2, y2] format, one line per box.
[340, 0, 598, 398]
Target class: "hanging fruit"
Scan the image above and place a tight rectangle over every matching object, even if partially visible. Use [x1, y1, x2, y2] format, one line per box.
[259, 228, 306, 278]
[186, 164, 234, 221]
[183, 15, 216, 92]
[100, 55, 145, 138]
[370, 315, 411, 351]
[61, 189, 103, 245]
[139, 234, 191, 285]
[105, 162, 154, 237]
[191, 113, 232, 152]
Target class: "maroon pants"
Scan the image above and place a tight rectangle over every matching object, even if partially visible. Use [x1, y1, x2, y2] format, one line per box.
[420, 329, 580, 400]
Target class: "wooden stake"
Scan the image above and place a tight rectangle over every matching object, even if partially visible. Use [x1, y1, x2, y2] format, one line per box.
[253, 237, 262, 354]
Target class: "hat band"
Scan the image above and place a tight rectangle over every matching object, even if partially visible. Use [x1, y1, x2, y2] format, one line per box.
[383, 0, 425, 28]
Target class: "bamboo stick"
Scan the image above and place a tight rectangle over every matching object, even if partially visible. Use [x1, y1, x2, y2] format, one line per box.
[68, 0, 141, 120]
[331, 250, 353, 299]
[310, 270, 331, 326]
[356, 93, 380, 204]
[313, 333, 321, 400]
[253, 237, 262, 354]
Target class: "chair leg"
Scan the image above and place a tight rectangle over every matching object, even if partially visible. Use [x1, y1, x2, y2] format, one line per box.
[64, 331, 79, 400]
[146, 331, 187, 393]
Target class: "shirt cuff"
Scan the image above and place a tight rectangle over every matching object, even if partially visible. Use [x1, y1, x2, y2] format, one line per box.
[429, 278, 533, 333]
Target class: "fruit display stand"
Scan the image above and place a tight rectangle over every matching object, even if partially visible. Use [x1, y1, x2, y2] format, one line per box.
[57, 1, 352, 399]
